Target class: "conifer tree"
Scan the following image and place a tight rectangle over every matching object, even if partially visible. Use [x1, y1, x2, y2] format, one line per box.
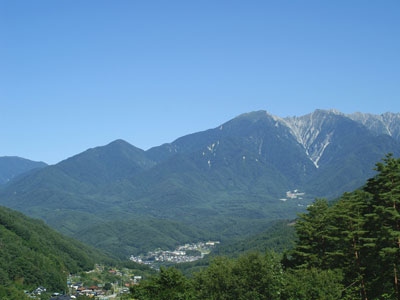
[363, 154, 400, 299]
[291, 199, 331, 269]
[328, 191, 369, 300]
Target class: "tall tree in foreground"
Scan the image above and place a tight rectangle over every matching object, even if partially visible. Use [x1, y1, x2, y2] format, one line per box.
[289, 154, 400, 299]
[363, 154, 400, 299]
[290, 199, 331, 269]
[327, 191, 369, 300]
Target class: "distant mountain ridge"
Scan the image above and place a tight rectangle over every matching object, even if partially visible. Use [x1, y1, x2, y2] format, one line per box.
[0, 156, 47, 185]
[0, 109, 399, 258]
[347, 111, 400, 141]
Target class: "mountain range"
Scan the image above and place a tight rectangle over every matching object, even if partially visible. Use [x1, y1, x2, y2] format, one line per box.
[0, 156, 47, 185]
[1, 109, 399, 257]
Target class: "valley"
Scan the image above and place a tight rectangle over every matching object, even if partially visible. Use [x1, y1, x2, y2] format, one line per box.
[1, 109, 400, 299]
[1, 110, 399, 261]
[3, 0, 399, 297]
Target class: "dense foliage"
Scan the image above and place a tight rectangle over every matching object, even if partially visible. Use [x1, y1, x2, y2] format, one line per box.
[131, 252, 343, 300]
[212, 219, 296, 256]
[0, 285, 30, 300]
[0, 205, 107, 292]
[289, 154, 400, 299]
[132, 154, 400, 299]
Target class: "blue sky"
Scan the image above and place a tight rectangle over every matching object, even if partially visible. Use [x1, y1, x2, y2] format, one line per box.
[1, 1, 399, 164]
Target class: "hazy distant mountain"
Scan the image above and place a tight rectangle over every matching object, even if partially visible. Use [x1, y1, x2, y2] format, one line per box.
[0, 109, 399, 257]
[0, 156, 47, 185]
[56, 139, 156, 186]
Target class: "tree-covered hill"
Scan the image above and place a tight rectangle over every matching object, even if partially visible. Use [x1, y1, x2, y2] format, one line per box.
[0, 205, 107, 292]
[211, 219, 296, 257]
[73, 218, 215, 258]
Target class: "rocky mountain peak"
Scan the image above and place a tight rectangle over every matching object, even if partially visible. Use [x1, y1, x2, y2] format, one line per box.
[347, 112, 400, 141]
[273, 110, 341, 168]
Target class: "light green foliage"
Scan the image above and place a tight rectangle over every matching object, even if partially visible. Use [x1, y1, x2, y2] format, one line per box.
[132, 251, 343, 300]
[282, 268, 343, 300]
[131, 267, 194, 300]
[194, 252, 283, 300]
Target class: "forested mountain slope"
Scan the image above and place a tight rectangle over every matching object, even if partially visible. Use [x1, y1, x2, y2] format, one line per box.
[0, 156, 47, 185]
[0, 205, 99, 292]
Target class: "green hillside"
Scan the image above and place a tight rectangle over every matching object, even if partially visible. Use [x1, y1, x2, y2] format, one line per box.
[211, 219, 296, 257]
[0, 205, 104, 292]
[74, 218, 215, 258]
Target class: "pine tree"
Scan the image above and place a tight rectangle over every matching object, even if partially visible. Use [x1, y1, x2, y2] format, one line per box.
[291, 199, 331, 269]
[328, 191, 369, 300]
[363, 154, 400, 299]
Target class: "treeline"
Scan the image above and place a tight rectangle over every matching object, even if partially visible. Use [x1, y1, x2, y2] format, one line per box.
[130, 154, 400, 300]
[131, 252, 343, 300]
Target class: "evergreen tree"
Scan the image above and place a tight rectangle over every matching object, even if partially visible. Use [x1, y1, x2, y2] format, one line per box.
[328, 191, 369, 300]
[290, 199, 331, 269]
[363, 154, 400, 299]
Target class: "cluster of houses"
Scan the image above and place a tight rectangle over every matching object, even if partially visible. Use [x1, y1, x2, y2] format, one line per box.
[24, 265, 141, 299]
[50, 295, 76, 300]
[25, 287, 77, 300]
[69, 282, 108, 297]
[280, 189, 305, 201]
[130, 241, 220, 268]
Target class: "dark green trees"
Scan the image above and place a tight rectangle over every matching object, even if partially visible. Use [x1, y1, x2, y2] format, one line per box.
[0, 205, 100, 292]
[291, 154, 400, 300]
[291, 199, 331, 269]
[363, 154, 400, 299]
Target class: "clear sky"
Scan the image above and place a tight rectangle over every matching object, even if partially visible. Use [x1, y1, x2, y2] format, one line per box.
[1, 1, 399, 164]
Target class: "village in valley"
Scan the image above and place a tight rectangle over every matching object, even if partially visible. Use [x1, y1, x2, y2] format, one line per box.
[26, 241, 220, 300]
[130, 241, 220, 269]
[27, 264, 142, 300]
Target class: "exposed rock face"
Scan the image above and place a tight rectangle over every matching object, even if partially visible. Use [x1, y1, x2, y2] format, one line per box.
[275, 110, 341, 168]
[348, 112, 400, 141]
